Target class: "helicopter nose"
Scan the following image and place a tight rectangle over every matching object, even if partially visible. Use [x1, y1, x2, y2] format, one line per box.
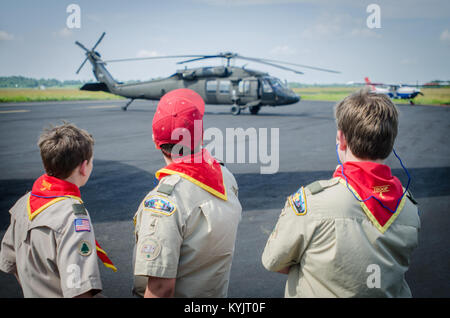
[285, 94, 300, 104]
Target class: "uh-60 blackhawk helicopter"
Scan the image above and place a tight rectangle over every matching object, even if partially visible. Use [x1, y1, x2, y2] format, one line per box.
[75, 33, 340, 115]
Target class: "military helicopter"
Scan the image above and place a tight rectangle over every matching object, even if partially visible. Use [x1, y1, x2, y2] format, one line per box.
[75, 33, 340, 115]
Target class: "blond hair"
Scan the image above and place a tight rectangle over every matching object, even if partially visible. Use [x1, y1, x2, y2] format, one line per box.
[38, 122, 94, 179]
[335, 88, 398, 160]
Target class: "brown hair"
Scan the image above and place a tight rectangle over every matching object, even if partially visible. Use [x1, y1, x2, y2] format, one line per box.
[334, 88, 398, 160]
[160, 143, 200, 159]
[38, 122, 94, 179]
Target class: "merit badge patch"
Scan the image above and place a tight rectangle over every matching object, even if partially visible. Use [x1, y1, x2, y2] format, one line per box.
[143, 196, 176, 216]
[289, 186, 307, 215]
[78, 240, 92, 256]
[74, 218, 91, 232]
[140, 237, 161, 261]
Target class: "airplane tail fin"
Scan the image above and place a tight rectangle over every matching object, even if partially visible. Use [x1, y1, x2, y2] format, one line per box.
[364, 77, 376, 91]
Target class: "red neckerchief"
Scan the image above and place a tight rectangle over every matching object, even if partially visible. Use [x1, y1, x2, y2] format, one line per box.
[333, 161, 405, 231]
[28, 174, 81, 220]
[28, 174, 117, 272]
[155, 149, 227, 200]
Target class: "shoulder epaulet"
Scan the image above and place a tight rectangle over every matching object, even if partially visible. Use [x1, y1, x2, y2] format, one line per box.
[305, 177, 340, 195]
[156, 174, 181, 196]
[72, 202, 87, 216]
[406, 189, 418, 205]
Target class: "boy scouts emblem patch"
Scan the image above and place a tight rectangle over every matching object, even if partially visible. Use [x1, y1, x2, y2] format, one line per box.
[289, 186, 307, 215]
[40, 179, 52, 191]
[140, 237, 161, 261]
[373, 185, 390, 198]
[143, 196, 176, 216]
[78, 240, 92, 256]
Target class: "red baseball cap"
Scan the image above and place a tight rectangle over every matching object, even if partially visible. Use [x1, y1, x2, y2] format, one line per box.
[152, 88, 205, 150]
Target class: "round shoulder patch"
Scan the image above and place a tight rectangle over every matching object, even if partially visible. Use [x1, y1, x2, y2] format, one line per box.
[78, 240, 92, 256]
[139, 237, 161, 261]
[289, 186, 307, 216]
[143, 195, 177, 216]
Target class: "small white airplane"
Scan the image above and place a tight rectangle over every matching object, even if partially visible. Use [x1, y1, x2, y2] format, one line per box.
[348, 77, 424, 105]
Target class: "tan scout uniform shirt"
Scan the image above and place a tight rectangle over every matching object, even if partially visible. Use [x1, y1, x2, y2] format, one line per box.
[0, 194, 102, 297]
[133, 165, 242, 298]
[262, 177, 420, 298]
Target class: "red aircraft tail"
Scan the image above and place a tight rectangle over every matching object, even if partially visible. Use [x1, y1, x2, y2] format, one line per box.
[364, 77, 376, 91]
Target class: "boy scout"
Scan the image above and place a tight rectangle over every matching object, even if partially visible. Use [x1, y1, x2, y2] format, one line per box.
[133, 88, 242, 298]
[262, 89, 420, 297]
[0, 123, 115, 297]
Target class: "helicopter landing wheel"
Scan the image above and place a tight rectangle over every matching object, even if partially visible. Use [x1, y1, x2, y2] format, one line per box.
[249, 106, 261, 115]
[122, 98, 135, 111]
[230, 105, 241, 115]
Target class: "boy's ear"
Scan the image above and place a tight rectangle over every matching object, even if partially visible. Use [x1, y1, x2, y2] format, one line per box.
[79, 160, 89, 177]
[337, 130, 347, 151]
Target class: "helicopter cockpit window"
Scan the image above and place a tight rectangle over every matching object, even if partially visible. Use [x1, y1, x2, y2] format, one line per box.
[262, 79, 273, 93]
[269, 77, 285, 89]
[219, 80, 231, 94]
[206, 80, 217, 93]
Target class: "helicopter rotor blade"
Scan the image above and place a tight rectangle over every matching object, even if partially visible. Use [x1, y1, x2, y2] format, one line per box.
[237, 55, 341, 74]
[76, 57, 89, 74]
[91, 32, 106, 51]
[98, 49, 339, 75]
[100, 55, 209, 64]
[176, 53, 305, 74]
[75, 41, 90, 52]
[176, 55, 222, 64]
[234, 56, 304, 75]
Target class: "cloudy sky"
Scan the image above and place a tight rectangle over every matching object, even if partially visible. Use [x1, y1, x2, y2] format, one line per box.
[0, 0, 449, 84]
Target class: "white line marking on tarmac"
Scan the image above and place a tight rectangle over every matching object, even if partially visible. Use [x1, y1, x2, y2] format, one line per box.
[0, 109, 30, 114]
[86, 105, 119, 109]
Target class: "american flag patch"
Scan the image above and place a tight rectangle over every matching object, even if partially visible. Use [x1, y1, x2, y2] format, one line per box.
[74, 218, 91, 232]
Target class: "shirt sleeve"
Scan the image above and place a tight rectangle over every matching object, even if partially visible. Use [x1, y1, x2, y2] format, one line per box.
[261, 199, 315, 272]
[56, 213, 102, 298]
[134, 194, 184, 279]
[0, 216, 17, 274]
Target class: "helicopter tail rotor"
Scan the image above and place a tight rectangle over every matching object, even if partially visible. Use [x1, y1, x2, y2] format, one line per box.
[75, 32, 106, 74]
[76, 57, 89, 74]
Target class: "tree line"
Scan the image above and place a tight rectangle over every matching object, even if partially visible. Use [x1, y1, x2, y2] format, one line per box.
[0, 76, 87, 88]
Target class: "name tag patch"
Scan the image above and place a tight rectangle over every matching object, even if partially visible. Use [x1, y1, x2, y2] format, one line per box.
[143, 196, 176, 216]
[289, 186, 307, 215]
[74, 218, 91, 232]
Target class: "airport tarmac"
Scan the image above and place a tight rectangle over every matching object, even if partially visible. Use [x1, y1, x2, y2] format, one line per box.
[0, 99, 449, 298]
